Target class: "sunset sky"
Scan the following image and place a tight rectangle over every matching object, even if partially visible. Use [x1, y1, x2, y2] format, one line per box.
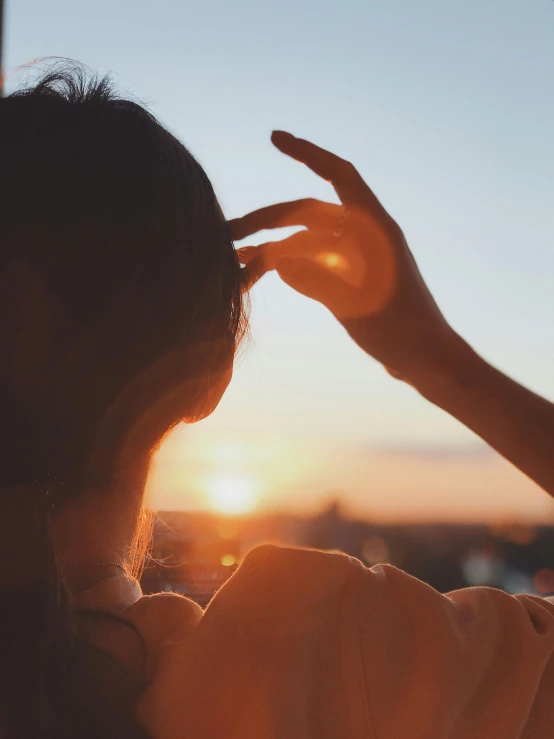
[6, 0, 554, 521]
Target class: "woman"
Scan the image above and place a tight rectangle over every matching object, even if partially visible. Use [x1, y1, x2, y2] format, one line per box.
[0, 63, 243, 738]
[1, 64, 553, 739]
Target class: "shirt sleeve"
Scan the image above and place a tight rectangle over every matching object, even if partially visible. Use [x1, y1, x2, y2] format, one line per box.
[353, 562, 554, 739]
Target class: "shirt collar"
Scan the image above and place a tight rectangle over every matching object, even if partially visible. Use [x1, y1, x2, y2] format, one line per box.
[75, 573, 143, 615]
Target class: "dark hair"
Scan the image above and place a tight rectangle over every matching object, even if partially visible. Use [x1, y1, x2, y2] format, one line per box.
[0, 62, 246, 737]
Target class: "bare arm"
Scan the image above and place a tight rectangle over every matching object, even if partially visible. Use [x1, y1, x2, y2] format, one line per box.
[409, 332, 554, 495]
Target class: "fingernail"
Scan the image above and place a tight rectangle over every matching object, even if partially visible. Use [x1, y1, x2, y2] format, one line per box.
[271, 130, 294, 141]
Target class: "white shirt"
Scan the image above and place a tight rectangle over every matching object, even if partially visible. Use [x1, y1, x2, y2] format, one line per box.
[79, 545, 554, 739]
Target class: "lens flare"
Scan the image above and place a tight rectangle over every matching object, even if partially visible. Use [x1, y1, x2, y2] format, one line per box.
[317, 251, 349, 271]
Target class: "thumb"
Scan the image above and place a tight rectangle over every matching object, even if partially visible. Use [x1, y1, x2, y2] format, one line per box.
[275, 256, 352, 314]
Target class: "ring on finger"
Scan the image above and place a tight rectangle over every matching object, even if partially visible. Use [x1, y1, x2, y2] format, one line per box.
[333, 205, 347, 238]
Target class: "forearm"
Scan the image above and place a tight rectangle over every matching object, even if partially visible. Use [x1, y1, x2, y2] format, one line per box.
[408, 333, 554, 496]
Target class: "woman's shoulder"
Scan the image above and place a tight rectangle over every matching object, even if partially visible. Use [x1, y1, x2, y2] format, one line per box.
[233, 546, 554, 738]
[239, 542, 365, 582]
[125, 545, 357, 643]
[209, 543, 367, 612]
[220, 544, 554, 671]
[135, 545, 554, 739]
[241, 542, 361, 571]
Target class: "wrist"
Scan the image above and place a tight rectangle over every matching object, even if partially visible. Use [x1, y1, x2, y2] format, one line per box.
[399, 331, 481, 402]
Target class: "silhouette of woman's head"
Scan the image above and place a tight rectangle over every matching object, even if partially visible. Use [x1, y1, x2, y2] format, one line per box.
[0, 62, 246, 737]
[1, 62, 245, 492]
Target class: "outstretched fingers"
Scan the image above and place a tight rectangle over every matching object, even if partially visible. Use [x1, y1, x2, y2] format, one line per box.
[270, 131, 383, 212]
[229, 199, 337, 242]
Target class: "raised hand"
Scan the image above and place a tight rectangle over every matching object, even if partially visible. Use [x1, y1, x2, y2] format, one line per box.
[230, 132, 554, 498]
[229, 131, 457, 382]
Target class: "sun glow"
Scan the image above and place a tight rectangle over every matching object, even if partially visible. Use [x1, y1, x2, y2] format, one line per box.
[205, 473, 258, 515]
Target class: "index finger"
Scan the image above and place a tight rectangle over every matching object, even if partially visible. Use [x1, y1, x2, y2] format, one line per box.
[228, 199, 337, 242]
[271, 131, 383, 212]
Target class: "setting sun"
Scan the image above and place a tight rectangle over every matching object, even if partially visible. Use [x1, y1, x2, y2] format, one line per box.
[205, 473, 258, 515]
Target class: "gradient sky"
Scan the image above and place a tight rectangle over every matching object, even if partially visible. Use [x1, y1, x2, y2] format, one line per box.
[5, 0, 554, 520]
